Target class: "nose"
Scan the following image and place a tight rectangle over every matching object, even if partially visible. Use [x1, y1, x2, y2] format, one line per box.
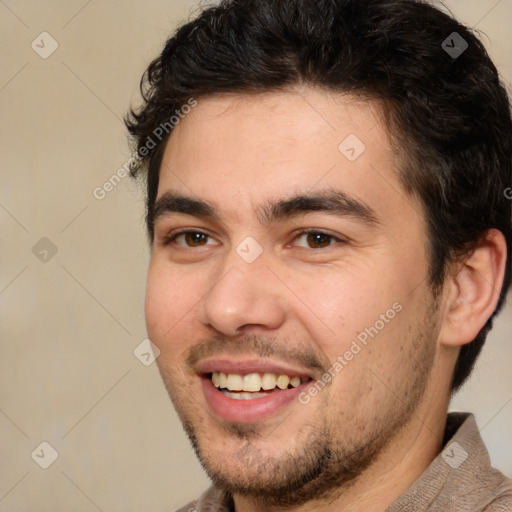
[198, 251, 287, 337]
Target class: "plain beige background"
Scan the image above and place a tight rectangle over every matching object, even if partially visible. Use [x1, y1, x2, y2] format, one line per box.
[0, 1, 511, 510]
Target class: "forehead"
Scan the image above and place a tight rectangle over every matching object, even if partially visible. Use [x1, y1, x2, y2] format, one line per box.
[156, 88, 417, 228]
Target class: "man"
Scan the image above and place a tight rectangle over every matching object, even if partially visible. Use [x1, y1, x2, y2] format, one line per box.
[125, 0, 512, 510]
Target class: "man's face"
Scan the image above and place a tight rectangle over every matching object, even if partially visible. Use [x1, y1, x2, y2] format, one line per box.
[145, 89, 442, 505]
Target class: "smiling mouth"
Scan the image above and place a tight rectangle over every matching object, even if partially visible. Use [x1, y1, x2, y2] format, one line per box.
[209, 371, 311, 400]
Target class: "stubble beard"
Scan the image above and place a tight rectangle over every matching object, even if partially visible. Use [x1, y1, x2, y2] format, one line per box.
[158, 300, 439, 508]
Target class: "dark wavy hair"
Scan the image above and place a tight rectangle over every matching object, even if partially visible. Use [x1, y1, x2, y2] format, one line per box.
[125, 0, 512, 391]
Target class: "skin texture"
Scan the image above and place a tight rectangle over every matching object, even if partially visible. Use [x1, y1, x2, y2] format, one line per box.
[145, 88, 507, 511]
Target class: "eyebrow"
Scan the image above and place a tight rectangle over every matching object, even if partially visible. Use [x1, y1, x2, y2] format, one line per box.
[151, 188, 379, 233]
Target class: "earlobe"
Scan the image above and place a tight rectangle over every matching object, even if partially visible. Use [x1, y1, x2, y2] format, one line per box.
[439, 229, 507, 348]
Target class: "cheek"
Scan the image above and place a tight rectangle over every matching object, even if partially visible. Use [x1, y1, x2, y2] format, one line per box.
[144, 266, 169, 336]
[291, 271, 393, 354]
[144, 260, 201, 350]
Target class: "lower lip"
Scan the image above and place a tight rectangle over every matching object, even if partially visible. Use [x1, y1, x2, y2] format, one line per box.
[201, 377, 309, 424]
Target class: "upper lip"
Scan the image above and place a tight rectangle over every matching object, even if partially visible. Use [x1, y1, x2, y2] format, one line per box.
[195, 358, 317, 380]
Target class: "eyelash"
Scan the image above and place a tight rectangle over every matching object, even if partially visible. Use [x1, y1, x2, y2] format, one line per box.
[160, 228, 345, 249]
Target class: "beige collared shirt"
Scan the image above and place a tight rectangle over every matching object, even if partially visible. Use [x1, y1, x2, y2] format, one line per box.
[175, 413, 512, 511]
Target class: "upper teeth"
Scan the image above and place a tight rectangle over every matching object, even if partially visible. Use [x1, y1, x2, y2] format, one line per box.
[212, 372, 302, 392]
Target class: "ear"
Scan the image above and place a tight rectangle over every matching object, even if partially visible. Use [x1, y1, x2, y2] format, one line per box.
[439, 229, 507, 348]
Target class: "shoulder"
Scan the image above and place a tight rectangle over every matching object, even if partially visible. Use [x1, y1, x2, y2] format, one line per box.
[388, 413, 512, 512]
[482, 478, 512, 511]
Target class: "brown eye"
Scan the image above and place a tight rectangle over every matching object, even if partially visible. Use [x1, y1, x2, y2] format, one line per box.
[305, 233, 332, 248]
[182, 232, 208, 247]
[165, 230, 219, 247]
[294, 231, 339, 249]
